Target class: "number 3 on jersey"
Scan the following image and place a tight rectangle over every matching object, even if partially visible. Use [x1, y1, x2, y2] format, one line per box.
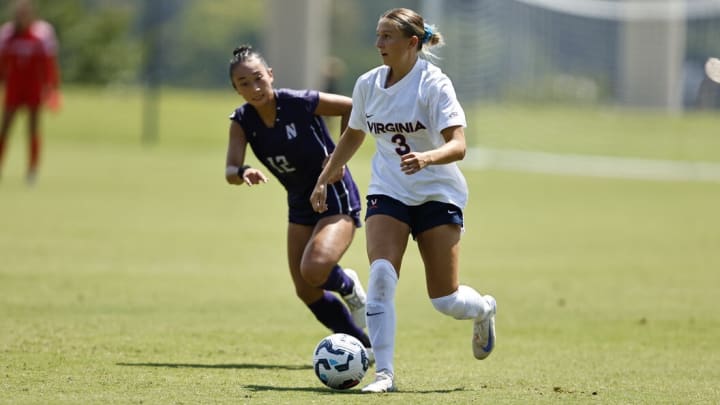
[391, 134, 410, 155]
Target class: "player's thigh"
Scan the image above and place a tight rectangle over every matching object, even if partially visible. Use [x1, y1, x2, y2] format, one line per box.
[302, 214, 356, 267]
[416, 224, 462, 298]
[365, 214, 410, 272]
[287, 223, 327, 303]
[0, 108, 17, 134]
[287, 222, 314, 284]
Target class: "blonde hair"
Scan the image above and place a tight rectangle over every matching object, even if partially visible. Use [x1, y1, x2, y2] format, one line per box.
[379, 8, 444, 61]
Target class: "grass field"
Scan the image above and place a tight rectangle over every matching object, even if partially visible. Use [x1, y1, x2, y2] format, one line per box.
[1, 87, 719, 404]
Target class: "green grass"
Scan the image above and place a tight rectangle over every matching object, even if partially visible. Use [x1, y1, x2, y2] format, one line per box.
[1, 88, 719, 404]
[473, 104, 720, 162]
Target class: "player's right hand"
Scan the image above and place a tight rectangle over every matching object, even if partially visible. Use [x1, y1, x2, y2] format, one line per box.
[225, 166, 268, 186]
[310, 183, 328, 213]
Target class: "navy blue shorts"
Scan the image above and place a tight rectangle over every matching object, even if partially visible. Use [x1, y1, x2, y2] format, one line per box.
[365, 194, 463, 239]
[288, 182, 362, 228]
[290, 204, 362, 228]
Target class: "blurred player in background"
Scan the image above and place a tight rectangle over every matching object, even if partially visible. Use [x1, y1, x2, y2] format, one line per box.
[0, 0, 60, 184]
[311, 8, 497, 393]
[224, 45, 372, 356]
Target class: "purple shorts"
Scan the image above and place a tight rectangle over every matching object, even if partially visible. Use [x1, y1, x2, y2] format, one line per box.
[288, 181, 362, 228]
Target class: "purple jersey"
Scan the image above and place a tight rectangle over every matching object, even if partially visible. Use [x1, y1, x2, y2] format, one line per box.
[230, 88, 361, 226]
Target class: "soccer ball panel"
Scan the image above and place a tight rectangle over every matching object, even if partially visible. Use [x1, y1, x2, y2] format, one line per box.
[312, 333, 369, 390]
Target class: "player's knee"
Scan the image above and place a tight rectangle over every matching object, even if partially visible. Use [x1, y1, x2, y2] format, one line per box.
[293, 284, 318, 305]
[300, 258, 336, 287]
[300, 266, 327, 287]
[367, 259, 398, 304]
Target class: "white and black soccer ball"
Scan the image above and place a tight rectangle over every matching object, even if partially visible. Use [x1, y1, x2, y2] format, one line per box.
[312, 333, 369, 390]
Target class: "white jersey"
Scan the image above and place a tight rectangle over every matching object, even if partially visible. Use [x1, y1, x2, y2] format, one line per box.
[348, 58, 469, 208]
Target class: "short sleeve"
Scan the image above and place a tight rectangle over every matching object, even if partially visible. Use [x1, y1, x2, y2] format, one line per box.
[278, 88, 318, 115]
[347, 77, 367, 131]
[32, 21, 58, 56]
[297, 89, 319, 114]
[427, 76, 466, 134]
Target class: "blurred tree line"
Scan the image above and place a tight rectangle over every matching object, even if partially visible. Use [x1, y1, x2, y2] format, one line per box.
[3, 0, 418, 93]
[4, 0, 262, 88]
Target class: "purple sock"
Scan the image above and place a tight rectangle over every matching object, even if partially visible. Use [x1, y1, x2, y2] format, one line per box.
[308, 291, 371, 348]
[320, 265, 354, 296]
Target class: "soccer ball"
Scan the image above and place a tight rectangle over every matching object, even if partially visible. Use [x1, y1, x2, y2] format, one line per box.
[312, 333, 369, 390]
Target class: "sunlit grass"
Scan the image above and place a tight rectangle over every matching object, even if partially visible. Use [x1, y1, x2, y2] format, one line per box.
[1, 88, 718, 404]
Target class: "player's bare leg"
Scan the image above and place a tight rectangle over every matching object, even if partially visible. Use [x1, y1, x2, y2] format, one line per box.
[417, 224, 461, 299]
[26, 107, 41, 185]
[0, 108, 18, 179]
[300, 214, 368, 328]
[417, 224, 496, 360]
[287, 218, 370, 348]
[299, 214, 354, 287]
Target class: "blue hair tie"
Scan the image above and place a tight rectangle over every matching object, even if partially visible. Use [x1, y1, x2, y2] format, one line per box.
[422, 24, 433, 44]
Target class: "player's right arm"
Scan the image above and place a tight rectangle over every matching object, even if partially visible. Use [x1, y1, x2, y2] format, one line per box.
[0, 22, 12, 83]
[310, 126, 366, 212]
[225, 121, 268, 186]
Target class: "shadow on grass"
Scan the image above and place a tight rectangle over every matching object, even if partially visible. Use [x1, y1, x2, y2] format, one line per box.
[245, 384, 466, 394]
[117, 363, 467, 394]
[246, 385, 339, 394]
[116, 362, 311, 371]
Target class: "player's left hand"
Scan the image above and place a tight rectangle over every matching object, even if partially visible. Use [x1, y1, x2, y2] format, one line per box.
[45, 88, 62, 112]
[400, 152, 430, 175]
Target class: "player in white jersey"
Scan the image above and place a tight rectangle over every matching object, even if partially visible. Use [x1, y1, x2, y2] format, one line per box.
[310, 8, 497, 393]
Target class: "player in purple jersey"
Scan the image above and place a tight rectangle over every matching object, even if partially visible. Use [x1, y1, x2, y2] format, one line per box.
[224, 45, 371, 354]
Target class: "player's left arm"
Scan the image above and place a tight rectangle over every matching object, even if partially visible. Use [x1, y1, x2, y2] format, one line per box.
[32, 21, 59, 89]
[315, 92, 352, 134]
[34, 21, 61, 110]
[45, 54, 60, 89]
[401, 77, 467, 175]
[42, 55, 62, 111]
[400, 125, 466, 175]
[315, 92, 353, 182]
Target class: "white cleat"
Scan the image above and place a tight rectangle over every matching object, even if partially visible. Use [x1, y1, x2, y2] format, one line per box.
[361, 369, 396, 393]
[473, 295, 497, 360]
[341, 268, 367, 328]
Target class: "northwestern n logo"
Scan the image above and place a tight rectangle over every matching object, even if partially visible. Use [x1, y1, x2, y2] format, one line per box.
[285, 123, 297, 140]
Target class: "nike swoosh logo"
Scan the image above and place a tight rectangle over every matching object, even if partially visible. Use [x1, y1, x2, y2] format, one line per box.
[365, 113, 374, 118]
[366, 311, 384, 317]
[481, 330, 494, 352]
[448, 210, 457, 214]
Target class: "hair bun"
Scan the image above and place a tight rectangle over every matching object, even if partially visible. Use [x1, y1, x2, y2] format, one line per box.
[233, 45, 252, 57]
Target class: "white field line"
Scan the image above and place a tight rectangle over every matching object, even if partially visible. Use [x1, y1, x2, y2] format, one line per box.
[463, 147, 720, 183]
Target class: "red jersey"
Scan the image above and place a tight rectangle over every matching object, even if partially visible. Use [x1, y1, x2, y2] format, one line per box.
[0, 20, 59, 108]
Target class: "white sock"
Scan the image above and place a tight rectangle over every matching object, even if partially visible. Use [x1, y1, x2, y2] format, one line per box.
[366, 258, 398, 377]
[431, 285, 491, 320]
